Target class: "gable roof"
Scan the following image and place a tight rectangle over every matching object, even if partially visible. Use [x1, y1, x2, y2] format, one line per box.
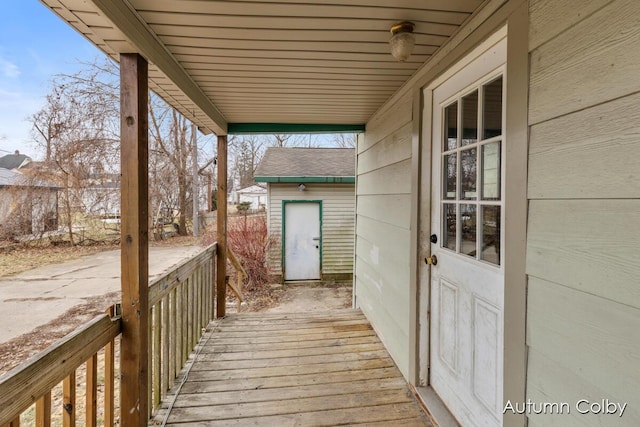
[255, 147, 354, 183]
[0, 153, 31, 170]
[238, 185, 267, 194]
[0, 168, 60, 189]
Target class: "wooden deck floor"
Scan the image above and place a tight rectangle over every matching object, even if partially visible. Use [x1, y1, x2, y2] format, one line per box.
[157, 309, 432, 426]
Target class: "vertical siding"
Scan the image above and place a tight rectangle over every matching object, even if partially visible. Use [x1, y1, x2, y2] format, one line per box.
[527, 0, 640, 425]
[267, 183, 355, 277]
[356, 91, 413, 378]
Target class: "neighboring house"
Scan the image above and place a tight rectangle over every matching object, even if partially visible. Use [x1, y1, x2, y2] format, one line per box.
[42, 1, 640, 425]
[82, 173, 120, 220]
[0, 168, 59, 237]
[0, 151, 31, 170]
[255, 147, 355, 283]
[236, 184, 266, 211]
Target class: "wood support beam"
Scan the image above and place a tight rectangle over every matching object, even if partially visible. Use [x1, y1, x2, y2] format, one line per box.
[89, 0, 227, 135]
[216, 135, 228, 318]
[119, 53, 149, 426]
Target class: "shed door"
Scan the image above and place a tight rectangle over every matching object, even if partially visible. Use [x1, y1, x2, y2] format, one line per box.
[284, 202, 321, 281]
[428, 45, 505, 426]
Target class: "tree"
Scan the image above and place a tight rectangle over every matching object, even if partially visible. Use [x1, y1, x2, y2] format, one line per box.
[149, 98, 195, 236]
[148, 97, 217, 235]
[270, 133, 311, 147]
[229, 134, 265, 190]
[332, 133, 357, 148]
[30, 60, 120, 244]
[30, 57, 217, 242]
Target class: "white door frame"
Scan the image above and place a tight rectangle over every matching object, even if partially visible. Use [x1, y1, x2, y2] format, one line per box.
[414, 16, 529, 426]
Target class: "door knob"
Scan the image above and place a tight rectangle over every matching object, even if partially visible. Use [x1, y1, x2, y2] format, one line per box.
[424, 255, 438, 266]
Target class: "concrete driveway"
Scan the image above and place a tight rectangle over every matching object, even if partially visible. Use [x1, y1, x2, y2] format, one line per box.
[0, 245, 203, 343]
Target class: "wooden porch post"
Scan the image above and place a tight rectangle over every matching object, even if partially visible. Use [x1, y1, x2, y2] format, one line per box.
[216, 135, 227, 318]
[119, 53, 149, 425]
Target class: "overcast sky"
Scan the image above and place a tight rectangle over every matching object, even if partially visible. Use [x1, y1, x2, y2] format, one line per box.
[0, 1, 101, 159]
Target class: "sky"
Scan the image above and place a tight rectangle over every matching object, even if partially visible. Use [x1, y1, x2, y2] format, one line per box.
[0, 2, 351, 160]
[0, 1, 102, 159]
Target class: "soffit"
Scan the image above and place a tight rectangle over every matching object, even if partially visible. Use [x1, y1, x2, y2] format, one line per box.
[40, 0, 485, 134]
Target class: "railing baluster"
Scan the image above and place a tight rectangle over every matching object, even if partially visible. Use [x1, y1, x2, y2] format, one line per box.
[35, 391, 51, 427]
[200, 265, 206, 328]
[85, 354, 97, 427]
[195, 267, 201, 334]
[147, 311, 153, 420]
[153, 303, 161, 410]
[175, 284, 183, 375]
[188, 276, 194, 350]
[161, 295, 170, 394]
[182, 279, 188, 366]
[105, 338, 115, 427]
[169, 288, 176, 387]
[210, 254, 218, 320]
[205, 260, 210, 322]
[62, 371, 76, 427]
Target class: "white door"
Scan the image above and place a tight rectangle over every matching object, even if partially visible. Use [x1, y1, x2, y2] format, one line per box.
[284, 202, 321, 281]
[428, 42, 505, 426]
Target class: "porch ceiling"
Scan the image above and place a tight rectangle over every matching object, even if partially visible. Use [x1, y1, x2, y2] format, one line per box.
[40, 0, 485, 135]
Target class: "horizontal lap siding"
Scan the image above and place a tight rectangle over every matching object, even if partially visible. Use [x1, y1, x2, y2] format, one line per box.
[267, 183, 355, 277]
[527, 0, 640, 424]
[356, 91, 413, 379]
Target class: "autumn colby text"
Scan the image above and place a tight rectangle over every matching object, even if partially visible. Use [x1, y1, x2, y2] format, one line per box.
[503, 399, 628, 417]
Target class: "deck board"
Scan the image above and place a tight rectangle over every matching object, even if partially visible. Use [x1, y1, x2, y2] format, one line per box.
[157, 309, 431, 426]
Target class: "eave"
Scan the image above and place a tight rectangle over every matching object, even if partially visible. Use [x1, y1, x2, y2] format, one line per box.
[39, 0, 486, 135]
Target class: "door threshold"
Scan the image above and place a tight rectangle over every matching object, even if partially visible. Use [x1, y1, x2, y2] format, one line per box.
[412, 385, 460, 427]
[284, 280, 323, 286]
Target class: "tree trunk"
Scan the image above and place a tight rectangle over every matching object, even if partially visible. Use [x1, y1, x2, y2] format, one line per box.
[63, 175, 75, 246]
[177, 176, 188, 236]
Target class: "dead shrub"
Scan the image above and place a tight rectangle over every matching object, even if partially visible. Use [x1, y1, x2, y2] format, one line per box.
[227, 214, 271, 291]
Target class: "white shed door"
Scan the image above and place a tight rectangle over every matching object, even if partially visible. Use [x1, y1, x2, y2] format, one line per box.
[429, 41, 505, 426]
[284, 202, 320, 281]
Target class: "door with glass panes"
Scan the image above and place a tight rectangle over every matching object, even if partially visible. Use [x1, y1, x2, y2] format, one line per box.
[429, 45, 505, 426]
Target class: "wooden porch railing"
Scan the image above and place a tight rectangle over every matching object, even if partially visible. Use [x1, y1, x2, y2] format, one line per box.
[0, 310, 121, 427]
[0, 242, 219, 426]
[147, 243, 217, 417]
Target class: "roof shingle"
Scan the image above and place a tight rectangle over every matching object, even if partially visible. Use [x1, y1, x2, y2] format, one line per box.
[254, 147, 355, 178]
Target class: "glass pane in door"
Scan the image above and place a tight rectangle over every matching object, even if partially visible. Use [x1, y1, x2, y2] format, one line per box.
[461, 91, 478, 146]
[483, 77, 503, 139]
[443, 153, 457, 200]
[481, 206, 501, 265]
[461, 148, 477, 200]
[444, 102, 458, 151]
[460, 204, 477, 257]
[481, 142, 501, 200]
[443, 203, 457, 251]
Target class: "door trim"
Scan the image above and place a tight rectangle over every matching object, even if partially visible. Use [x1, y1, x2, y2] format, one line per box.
[281, 200, 323, 281]
[414, 12, 529, 426]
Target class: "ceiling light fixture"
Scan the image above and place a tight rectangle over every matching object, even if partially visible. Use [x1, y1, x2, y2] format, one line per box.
[389, 21, 416, 62]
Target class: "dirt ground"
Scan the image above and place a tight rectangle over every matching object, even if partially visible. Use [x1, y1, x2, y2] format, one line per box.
[262, 282, 352, 313]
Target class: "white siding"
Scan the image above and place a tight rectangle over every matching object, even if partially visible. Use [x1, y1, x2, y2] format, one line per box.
[267, 183, 355, 278]
[526, 0, 640, 424]
[355, 90, 413, 378]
